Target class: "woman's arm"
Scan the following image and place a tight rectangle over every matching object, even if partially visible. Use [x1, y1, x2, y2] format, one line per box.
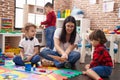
[65, 44, 77, 55]
[54, 37, 65, 55]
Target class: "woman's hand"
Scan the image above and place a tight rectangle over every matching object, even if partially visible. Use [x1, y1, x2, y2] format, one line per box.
[61, 53, 68, 59]
[85, 64, 90, 70]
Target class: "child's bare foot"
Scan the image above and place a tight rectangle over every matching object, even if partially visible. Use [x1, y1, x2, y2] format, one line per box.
[82, 71, 86, 75]
[41, 59, 54, 67]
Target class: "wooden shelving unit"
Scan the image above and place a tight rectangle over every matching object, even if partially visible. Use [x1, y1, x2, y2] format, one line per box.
[23, 4, 44, 26]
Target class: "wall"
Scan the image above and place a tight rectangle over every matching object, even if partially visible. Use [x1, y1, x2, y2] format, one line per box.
[0, 0, 15, 26]
[54, 0, 120, 30]
[0, 0, 120, 30]
[54, 0, 71, 12]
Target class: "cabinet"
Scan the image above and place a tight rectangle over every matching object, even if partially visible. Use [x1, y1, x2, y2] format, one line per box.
[36, 29, 46, 46]
[23, 4, 44, 27]
[56, 18, 90, 35]
[0, 33, 23, 53]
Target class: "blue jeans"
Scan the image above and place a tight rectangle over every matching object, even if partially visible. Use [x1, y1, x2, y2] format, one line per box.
[40, 48, 80, 68]
[13, 55, 40, 66]
[45, 26, 56, 50]
[92, 66, 112, 78]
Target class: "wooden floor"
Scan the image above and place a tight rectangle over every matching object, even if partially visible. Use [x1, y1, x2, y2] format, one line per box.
[69, 55, 120, 80]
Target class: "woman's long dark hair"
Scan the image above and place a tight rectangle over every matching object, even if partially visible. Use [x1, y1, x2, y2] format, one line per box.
[60, 16, 76, 44]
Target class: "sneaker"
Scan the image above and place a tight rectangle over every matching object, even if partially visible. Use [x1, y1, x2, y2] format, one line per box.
[64, 62, 72, 69]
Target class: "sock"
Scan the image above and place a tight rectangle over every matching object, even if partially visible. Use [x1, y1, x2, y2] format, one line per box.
[98, 78, 103, 80]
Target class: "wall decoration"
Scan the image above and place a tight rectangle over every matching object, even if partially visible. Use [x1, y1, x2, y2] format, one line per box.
[89, 0, 97, 4]
[103, 1, 114, 12]
[118, 8, 120, 18]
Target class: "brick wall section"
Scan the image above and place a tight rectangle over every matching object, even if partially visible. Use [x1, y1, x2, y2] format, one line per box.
[0, 0, 15, 26]
[54, 0, 72, 14]
[54, 0, 120, 30]
[0, 0, 120, 30]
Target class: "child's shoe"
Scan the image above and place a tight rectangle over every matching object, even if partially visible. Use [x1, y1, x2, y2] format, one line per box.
[64, 62, 72, 69]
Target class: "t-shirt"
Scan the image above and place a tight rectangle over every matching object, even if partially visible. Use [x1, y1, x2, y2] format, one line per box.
[53, 28, 80, 51]
[19, 37, 40, 56]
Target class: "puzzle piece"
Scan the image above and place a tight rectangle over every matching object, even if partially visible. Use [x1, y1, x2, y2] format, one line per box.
[54, 69, 82, 78]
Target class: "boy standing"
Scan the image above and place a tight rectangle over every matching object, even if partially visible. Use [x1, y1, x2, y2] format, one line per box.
[13, 23, 40, 66]
[40, 2, 56, 50]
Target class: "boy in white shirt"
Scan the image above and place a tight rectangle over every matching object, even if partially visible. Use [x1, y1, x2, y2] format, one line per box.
[13, 23, 40, 66]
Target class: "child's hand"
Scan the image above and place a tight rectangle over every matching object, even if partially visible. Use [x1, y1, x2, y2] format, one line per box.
[23, 56, 32, 62]
[39, 25, 45, 29]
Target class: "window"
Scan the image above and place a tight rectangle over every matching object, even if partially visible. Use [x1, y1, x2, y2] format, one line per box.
[14, 0, 53, 30]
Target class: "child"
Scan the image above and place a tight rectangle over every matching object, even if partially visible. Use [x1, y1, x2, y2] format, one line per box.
[40, 2, 56, 50]
[13, 23, 40, 66]
[83, 29, 113, 80]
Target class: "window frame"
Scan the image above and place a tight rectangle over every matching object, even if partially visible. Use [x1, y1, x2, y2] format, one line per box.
[14, 0, 54, 30]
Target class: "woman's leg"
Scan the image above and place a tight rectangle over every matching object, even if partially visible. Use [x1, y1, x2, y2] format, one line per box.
[68, 51, 80, 64]
[30, 55, 40, 64]
[40, 48, 59, 61]
[55, 51, 80, 68]
[13, 56, 24, 66]
[40, 48, 65, 68]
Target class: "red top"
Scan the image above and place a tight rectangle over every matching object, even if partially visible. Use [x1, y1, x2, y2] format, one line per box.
[90, 44, 113, 68]
[41, 11, 56, 28]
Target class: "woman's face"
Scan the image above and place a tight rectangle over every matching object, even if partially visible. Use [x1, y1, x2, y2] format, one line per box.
[65, 22, 75, 35]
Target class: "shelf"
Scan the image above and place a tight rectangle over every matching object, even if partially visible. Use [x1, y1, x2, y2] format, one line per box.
[0, 17, 13, 31]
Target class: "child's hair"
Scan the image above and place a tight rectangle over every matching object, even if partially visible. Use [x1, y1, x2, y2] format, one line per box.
[44, 2, 53, 8]
[89, 29, 107, 44]
[23, 23, 37, 32]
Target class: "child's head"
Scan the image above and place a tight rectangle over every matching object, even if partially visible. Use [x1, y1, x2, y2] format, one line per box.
[23, 23, 37, 38]
[89, 29, 107, 47]
[44, 2, 53, 14]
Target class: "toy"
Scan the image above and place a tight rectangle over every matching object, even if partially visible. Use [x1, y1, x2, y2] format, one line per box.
[0, 53, 5, 65]
[25, 62, 31, 71]
[32, 64, 36, 71]
[54, 69, 82, 78]
[4, 52, 14, 58]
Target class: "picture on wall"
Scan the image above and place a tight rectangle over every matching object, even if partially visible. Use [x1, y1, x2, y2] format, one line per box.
[89, 0, 97, 4]
[103, 1, 114, 12]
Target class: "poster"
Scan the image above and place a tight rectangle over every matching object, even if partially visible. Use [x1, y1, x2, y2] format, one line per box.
[103, 1, 114, 12]
[118, 8, 120, 18]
